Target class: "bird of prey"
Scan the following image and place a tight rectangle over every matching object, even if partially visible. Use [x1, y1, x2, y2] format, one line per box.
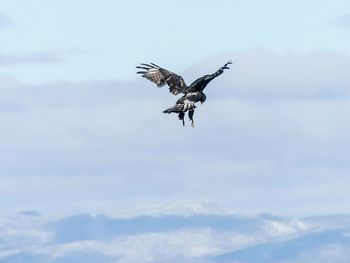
[136, 60, 232, 127]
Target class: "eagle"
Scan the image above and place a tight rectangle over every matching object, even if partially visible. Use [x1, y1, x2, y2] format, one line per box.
[136, 60, 232, 127]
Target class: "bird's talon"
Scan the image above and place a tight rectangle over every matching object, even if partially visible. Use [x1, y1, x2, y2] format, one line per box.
[191, 121, 195, 128]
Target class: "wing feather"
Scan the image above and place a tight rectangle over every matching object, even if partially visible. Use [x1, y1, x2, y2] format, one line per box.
[136, 63, 187, 95]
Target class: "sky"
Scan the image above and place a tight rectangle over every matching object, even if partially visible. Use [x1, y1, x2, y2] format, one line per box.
[1, 0, 350, 217]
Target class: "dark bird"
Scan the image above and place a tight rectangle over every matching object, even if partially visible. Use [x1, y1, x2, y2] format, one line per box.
[136, 60, 232, 127]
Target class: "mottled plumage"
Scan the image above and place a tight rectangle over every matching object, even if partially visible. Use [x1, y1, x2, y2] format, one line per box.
[137, 60, 232, 127]
[136, 63, 186, 95]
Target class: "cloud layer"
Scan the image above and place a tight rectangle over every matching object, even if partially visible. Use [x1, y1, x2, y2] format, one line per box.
[1, 49, 350, 215]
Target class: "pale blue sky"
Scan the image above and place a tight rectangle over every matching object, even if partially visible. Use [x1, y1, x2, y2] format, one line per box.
[1, 1, 350, 216]
[0, 0, 350, 83]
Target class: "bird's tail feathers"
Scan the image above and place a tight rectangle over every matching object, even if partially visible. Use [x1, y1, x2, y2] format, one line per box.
[163, 104, 183, 113]
[163, 103, 196, 114]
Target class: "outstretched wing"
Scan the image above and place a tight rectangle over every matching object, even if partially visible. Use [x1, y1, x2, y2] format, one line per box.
[136, 63, 187, 95]
[186, 60, 232, 92]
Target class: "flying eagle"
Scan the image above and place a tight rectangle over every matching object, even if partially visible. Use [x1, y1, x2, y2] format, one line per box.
[136, 60, 232, 127]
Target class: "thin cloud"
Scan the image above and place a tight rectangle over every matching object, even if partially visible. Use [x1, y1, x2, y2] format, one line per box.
[0, 52, 63, 66]
[184, 49, 350, 100]
[335, 13, 350, 27]
[0, 13, 14, 28]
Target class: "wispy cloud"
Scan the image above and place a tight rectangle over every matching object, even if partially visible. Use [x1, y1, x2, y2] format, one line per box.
[0, 52, 62, 66]
[0, 13, 14, 29]
[0, 73, 23, 88]
[184, 49, 350, 100]
[335, 13, 350, 27]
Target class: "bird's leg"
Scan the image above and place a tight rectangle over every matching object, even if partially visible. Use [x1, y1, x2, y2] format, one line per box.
[188, 110, 195, 128]
[178, 112, 185, 127]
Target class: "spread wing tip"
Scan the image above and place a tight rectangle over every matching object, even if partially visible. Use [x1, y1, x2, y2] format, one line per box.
[136, 62, 187, 95]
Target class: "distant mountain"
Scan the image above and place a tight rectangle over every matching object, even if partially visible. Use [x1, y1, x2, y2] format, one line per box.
[302, 214, 350, 230]
[0, 251, 114, 263]
[0, 210, 350, 263]
[17, 210, 41, 217]
[214, 227, 350, 263]
[46, 213, 273, 243]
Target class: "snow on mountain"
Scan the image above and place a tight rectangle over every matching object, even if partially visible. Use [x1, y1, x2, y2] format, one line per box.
[0, 208, 349, 263]
[107, 201, 236, 218]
